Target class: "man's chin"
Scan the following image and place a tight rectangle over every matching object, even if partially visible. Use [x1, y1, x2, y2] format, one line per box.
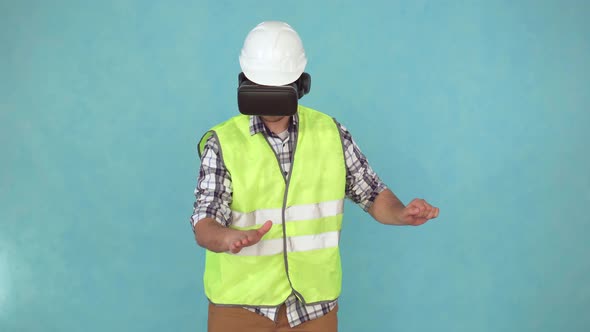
[260, 116, 287, 123]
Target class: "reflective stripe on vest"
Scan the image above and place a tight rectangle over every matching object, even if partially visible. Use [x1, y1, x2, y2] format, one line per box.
[231, 199, 344, 228]
[233, 230, 340, 256]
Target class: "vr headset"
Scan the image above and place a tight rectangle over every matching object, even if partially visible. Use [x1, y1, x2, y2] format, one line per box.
[237, 72, 311, 116]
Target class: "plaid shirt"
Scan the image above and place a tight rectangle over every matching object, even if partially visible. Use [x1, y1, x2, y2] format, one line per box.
[191, 113, 386, 327]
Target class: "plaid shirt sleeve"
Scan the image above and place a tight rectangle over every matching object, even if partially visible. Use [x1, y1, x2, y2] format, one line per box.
[190, 134, 232, 230]
[335, 119, 388, 212]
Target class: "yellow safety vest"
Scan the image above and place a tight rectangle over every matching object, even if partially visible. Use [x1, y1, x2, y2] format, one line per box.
[198, 105, 346, 306]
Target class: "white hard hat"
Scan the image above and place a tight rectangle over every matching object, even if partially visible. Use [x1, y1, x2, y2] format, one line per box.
[239, 21, 307, 86]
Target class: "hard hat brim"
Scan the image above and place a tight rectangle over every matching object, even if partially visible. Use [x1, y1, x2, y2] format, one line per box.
[242, 69, 303, 87]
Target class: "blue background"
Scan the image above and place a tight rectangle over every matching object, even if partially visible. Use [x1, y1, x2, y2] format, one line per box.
[1, 1, 589, 331]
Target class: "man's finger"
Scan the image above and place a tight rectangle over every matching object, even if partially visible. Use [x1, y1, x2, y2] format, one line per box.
[418, 203, 426, 217]
[421, 200, 430, 217]
[403, 206, 420, 217]
[419, 203, 428, 218]
[229, 242, 239, 253]
[423, 205, 433, 218]
[426, 208, 437, 219]
[257, 220, 273, 236]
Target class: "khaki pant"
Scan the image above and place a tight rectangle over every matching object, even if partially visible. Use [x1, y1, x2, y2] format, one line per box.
[207, 303, 338, 332]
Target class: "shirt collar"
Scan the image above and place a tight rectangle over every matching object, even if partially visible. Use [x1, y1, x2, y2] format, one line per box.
[249, 113, 299, 136]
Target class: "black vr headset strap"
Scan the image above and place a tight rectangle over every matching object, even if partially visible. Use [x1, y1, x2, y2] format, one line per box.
[294, 73, 311, 99]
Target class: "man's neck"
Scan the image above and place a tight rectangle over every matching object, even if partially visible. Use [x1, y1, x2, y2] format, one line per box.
[260, 116, 290, 134]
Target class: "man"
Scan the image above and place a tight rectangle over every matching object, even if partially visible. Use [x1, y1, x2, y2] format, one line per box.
[191, 21, 439, 332]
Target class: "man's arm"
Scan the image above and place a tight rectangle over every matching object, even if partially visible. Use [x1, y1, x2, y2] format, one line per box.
[335, 120, 439, 226]
[368, 189, 439, 226]
[191, 135, 273, 253]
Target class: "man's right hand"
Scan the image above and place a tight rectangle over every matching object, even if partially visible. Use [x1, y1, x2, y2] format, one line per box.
[225, 220, 273, 253]
[194, 217, 273, 253]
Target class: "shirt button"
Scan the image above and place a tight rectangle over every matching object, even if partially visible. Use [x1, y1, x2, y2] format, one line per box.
[284, 171, 288, 176]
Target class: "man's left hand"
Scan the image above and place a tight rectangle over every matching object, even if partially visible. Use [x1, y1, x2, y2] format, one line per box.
[399, 198, 439, 226]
